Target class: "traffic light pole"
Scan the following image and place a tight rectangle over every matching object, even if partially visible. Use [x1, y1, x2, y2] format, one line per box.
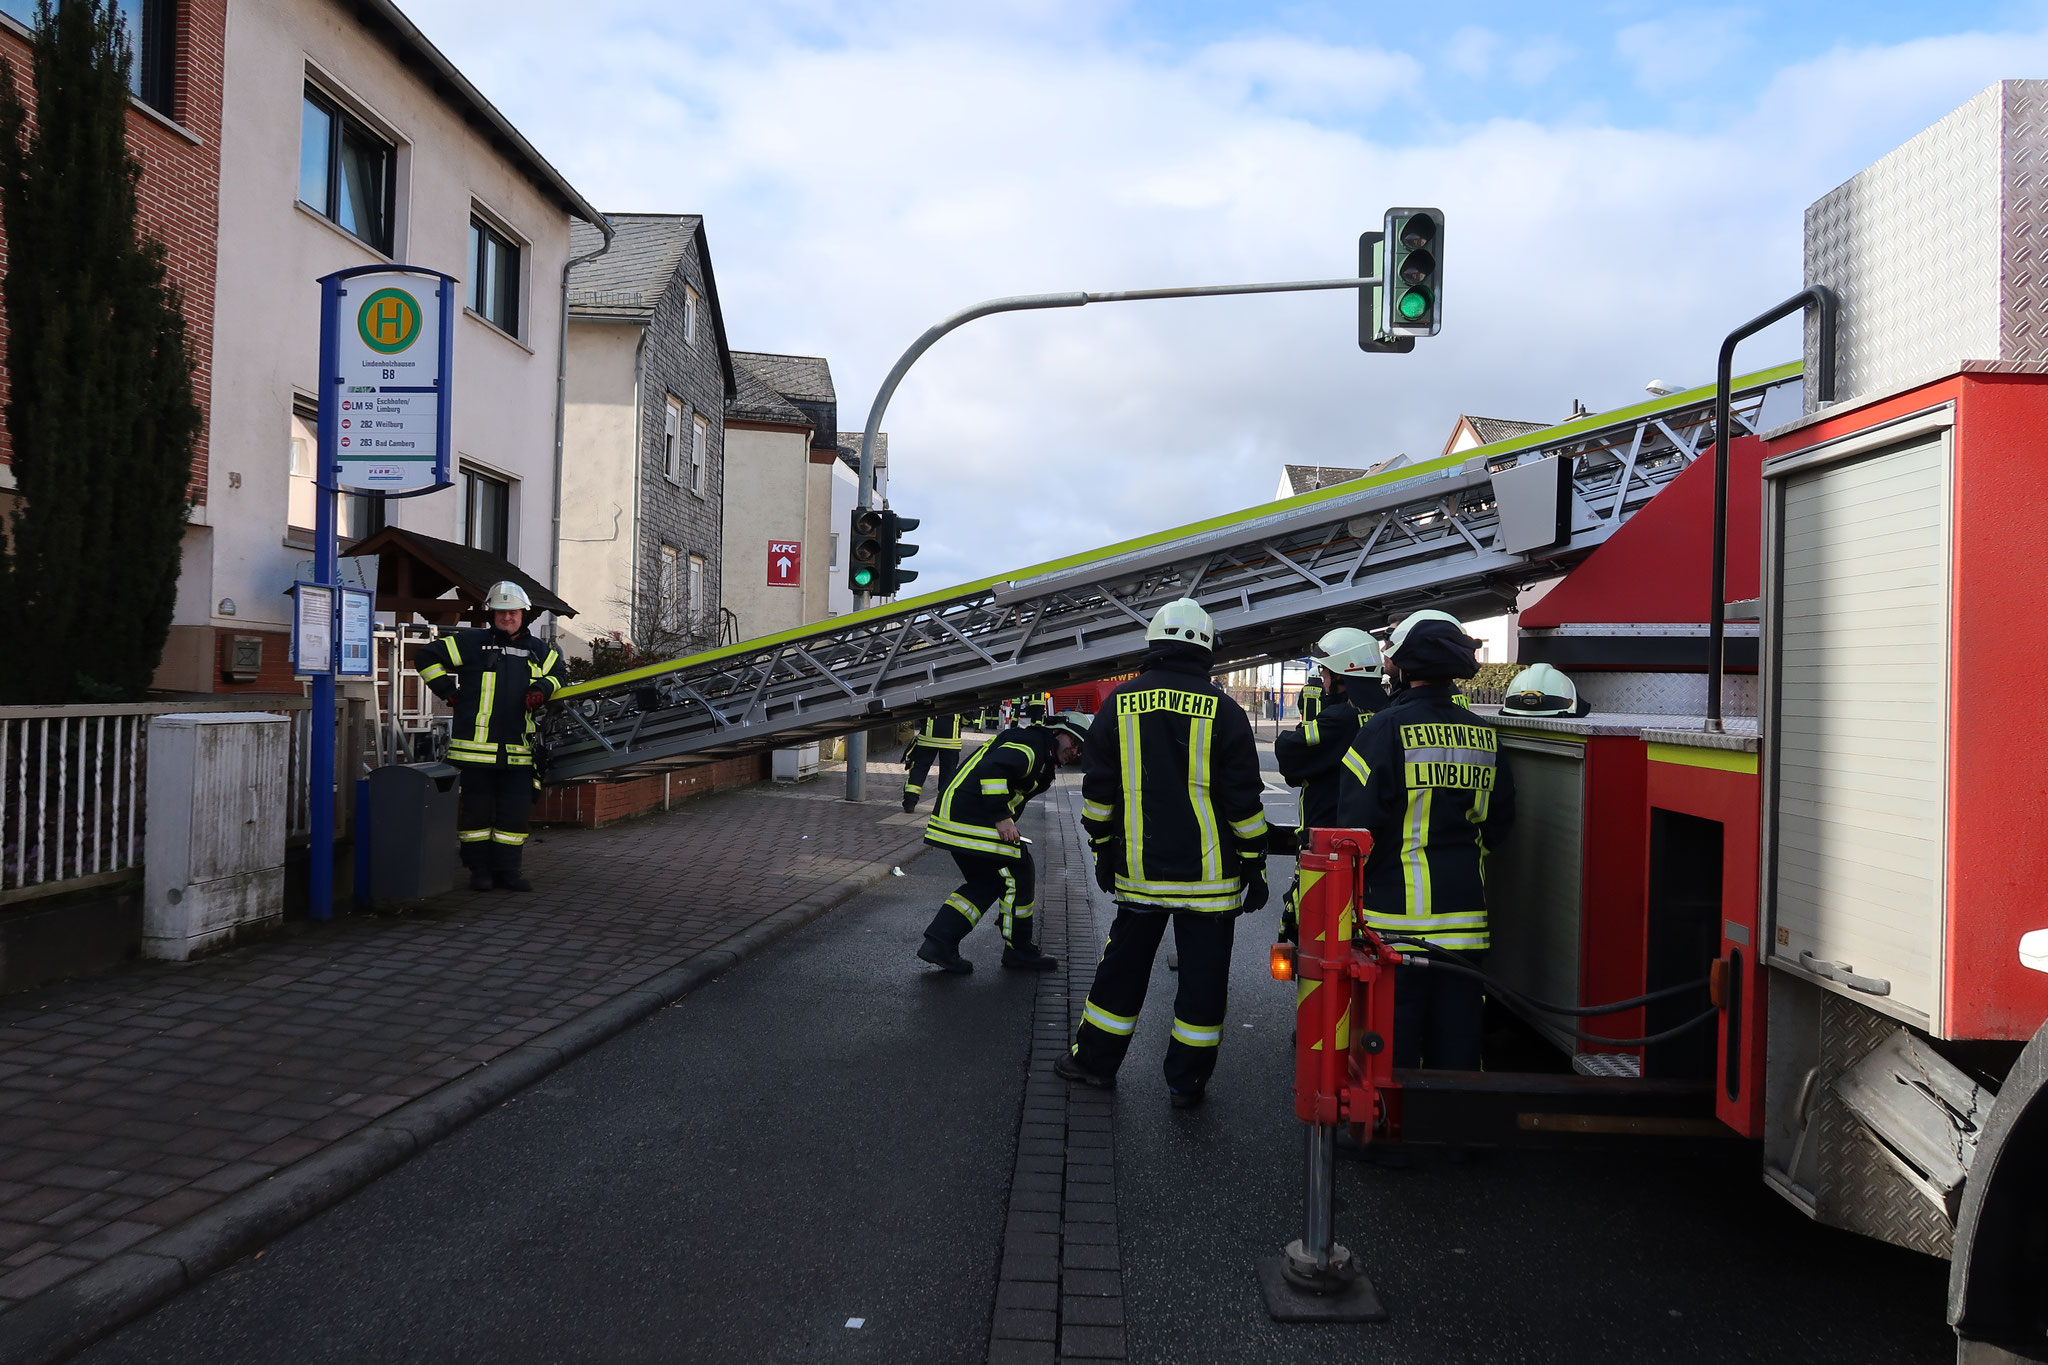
[845, 273, 1373, 802]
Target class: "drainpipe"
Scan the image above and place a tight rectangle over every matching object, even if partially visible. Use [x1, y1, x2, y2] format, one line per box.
[550, 215, 617, 634]
[629, 329, 647, 640]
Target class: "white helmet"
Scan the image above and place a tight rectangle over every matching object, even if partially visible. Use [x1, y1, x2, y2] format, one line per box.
[1502, 662, 1582, 717]
[1309, 626, 1383, 679]
[1145, 597, 1214, 648]
[1043, 711, 1093, 745]
[484, 580, 533, 613]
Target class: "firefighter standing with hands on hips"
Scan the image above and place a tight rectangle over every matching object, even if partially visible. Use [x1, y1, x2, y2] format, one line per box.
[1057, 598, 1270, 1108]
[902, 713, 964, 813]
[1337, 609, 1515, 1070]
[1272, 626, 1389, 943]
[916, 711, 1093, 973]
[416, 581, 564, 893]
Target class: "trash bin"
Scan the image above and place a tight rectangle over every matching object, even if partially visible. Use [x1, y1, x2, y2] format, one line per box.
[364, 762, 462, 905]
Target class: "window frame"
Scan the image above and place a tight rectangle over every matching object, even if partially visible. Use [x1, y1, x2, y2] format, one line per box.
[467, 212, 522, 337]
[687, 553, 706, 632]
[287, 399, 382, 546]
[683, 285, 699, 347]
[299, 82, 397, 256]
[461, 465, 512, 560]
[663, 396, 684, 484]
[690, 413, 708, 495]
[658, 545, 682, 633]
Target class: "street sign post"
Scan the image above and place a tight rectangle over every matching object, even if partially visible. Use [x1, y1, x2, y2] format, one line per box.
[312, 265, 456, 919]
[767, 540, 802, 586]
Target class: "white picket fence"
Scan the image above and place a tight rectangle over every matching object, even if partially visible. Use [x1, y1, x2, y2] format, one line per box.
[0, 699, 313, 902]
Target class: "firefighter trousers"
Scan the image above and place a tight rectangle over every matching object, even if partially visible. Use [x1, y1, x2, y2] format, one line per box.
[1073, 906, 1236, 1095]
[1392, 950, 1484, 1070]
[924, 848, 1037, 951]
[902, 744, 960, 809]
[456, 762, 532, 875]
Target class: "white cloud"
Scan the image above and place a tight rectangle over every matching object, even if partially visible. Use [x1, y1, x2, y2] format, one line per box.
[1616, 8, 1755, 94]
[400, 2, 2048, 595]
[1446, 26, 1496, 80]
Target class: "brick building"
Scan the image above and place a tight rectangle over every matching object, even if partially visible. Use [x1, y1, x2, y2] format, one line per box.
[0, 1, 227, 537]
[559, 213, 735, 662]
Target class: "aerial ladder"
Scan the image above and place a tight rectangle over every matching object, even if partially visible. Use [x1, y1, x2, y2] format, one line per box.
[541, 364, 1802, 781]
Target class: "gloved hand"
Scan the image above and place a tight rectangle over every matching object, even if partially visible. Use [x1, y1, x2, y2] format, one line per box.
[1094, 856, 1116, 894]
[524, 687, 548, 711]
[1241, 865, 1270, 913]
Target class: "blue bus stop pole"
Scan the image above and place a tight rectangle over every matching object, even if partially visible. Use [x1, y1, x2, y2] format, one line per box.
[310, 274, 341, 921]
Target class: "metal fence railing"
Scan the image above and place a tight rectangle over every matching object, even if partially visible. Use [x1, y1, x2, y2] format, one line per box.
[0, 699, 313, 903]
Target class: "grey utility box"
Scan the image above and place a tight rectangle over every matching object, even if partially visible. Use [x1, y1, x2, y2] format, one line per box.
[365, 762, 462, 904]
[144, 713, 290, 961]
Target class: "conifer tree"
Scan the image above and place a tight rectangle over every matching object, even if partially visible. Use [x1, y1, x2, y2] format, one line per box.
[0, 0, 199, 702]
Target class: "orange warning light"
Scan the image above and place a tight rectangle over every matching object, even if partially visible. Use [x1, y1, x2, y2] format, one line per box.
[1269, 943, 1295, 982]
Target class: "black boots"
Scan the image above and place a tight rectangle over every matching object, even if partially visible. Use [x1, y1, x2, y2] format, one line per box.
[917, 936, 972, 974]
[494, 871, 533, 893]
[901, 795, 918, 814]
[1002, 944, 1059, 971]
[469, 869, 494, 893]
[1054, 1053, 1115, 1089]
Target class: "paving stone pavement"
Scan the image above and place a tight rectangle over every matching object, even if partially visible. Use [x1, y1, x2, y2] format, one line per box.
[0, 777, 924, 1325]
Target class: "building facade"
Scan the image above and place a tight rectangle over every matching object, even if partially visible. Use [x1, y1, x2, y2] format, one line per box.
[160, 0, 601, 693]
[722, 352, 843, 641]
[559, 214, 734, 662]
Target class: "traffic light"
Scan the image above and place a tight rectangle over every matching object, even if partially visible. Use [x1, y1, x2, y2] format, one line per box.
[848, 508, 886, 594]
[1381, 207, 1443, 339]
[1357, 230, 1415, 354]
[884, 514, 920, 594]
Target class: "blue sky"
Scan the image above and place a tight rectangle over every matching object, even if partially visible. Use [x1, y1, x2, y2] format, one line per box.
[404, 1, 2048, 599]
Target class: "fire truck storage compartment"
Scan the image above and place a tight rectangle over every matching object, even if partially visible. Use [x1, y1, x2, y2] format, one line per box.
[1484, 718, 1651, 1071]
[1763, 414, 1951, 1033]
[1645, 810, 1720, 1082]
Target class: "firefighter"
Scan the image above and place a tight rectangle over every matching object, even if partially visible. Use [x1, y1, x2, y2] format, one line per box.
[1500, 662, 1591, 718]
[416, 581, 564, 893]
[916, 711, 1093, 974]
[1057, 598, 1269, 1107]
[902, 713, 964, 813]
[1272, 626, 1389, 943]
[1296, 672, 1325, 725]
[1339, 609, 1516, 1070]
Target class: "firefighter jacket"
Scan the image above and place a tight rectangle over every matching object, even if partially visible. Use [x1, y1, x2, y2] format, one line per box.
[1275, 699, 1366, 833]
[1336, 683, 1515, 950]
[1080, 643, 1269, 912]
[417, 626, 564, 767]
[1297, 680, 1325, 723]
[924, 725, 1061, 860]
[913, 714, 964, 751]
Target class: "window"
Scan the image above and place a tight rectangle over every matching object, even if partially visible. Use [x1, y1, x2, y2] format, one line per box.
[688, 554, 705, 630]
[663, 396, 683, 482]
[287, 404, 381, 543]
[1, 0, 175, 113]
[462, 467, 510, 559]
[829, 532, 839, 569]
[658, 546, 682, 632]
[690, 414, 708, 494]
[299, 85, 395, 254]
[468, 215, 520, 335]
[683, 286, 699, 346]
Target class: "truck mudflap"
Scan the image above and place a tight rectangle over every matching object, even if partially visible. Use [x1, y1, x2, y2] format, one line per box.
[1949, 1014, 2048, 1363]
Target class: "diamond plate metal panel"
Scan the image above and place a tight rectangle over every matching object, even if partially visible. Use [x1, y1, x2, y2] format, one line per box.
[1575, 670, 1756, 717]
[1806, 80, 2048, 410]
[1811, 992, 1956, 1259]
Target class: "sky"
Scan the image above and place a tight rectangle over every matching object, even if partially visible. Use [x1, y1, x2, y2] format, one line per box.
[402, 0, 2048, 591]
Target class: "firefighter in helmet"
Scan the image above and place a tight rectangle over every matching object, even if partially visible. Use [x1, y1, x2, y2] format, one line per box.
[1338, 609, 1515, 1069]
[416, 581, 564, 892]
[1272, 626, 1389, 942]
[1057, 598, 1270, 1107]
[1500, 662, 1591, 718]
[916, 711, 1093, 974]
[902, 713, 964, 814]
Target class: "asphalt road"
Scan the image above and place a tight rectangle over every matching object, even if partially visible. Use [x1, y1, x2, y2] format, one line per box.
[76, 840, 1036, 1365]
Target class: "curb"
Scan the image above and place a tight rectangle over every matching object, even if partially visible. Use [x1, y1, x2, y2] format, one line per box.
[0, 832, 932, 1365]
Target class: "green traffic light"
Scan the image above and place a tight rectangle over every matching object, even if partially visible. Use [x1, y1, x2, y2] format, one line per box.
[1398, 288, 1431, 321]
[854, 568, 874, 586]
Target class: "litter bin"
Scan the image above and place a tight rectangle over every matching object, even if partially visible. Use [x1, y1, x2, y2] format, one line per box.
[364, 762, 462, 905]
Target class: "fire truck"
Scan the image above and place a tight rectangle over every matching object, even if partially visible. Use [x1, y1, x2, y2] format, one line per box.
[542, 81, 2048, 1360]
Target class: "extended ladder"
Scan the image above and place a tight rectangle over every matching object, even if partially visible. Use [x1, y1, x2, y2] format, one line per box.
[542, 365, 1801, 779]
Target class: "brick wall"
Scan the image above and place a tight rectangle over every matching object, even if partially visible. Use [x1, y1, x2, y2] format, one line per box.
[0, 1, 226, 500]
[534, 752, 770, 828]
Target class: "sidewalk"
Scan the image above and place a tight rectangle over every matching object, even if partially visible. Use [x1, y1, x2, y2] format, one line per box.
[0, 775, 925, 1358]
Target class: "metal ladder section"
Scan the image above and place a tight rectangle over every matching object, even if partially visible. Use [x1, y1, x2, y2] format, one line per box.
[542, 366, 1802, 779]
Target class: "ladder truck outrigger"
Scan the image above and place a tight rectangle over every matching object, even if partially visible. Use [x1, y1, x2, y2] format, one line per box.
[534, 81, 2048, 1364]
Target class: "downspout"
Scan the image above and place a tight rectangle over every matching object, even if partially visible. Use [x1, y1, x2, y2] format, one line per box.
[550, 215, 616, 635]
[629, 330, 647, 640]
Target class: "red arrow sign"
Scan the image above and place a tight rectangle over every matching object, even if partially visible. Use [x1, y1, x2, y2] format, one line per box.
[767, 540, 801, 586]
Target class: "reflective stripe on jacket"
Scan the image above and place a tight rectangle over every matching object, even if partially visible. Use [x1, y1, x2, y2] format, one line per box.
[913, 714, 964, 751]
[417, 626, 564, 766]
[924, 727, 1060, 860]
[1336, 683, 1515, 950]
[1079, 648, 1268, 912]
